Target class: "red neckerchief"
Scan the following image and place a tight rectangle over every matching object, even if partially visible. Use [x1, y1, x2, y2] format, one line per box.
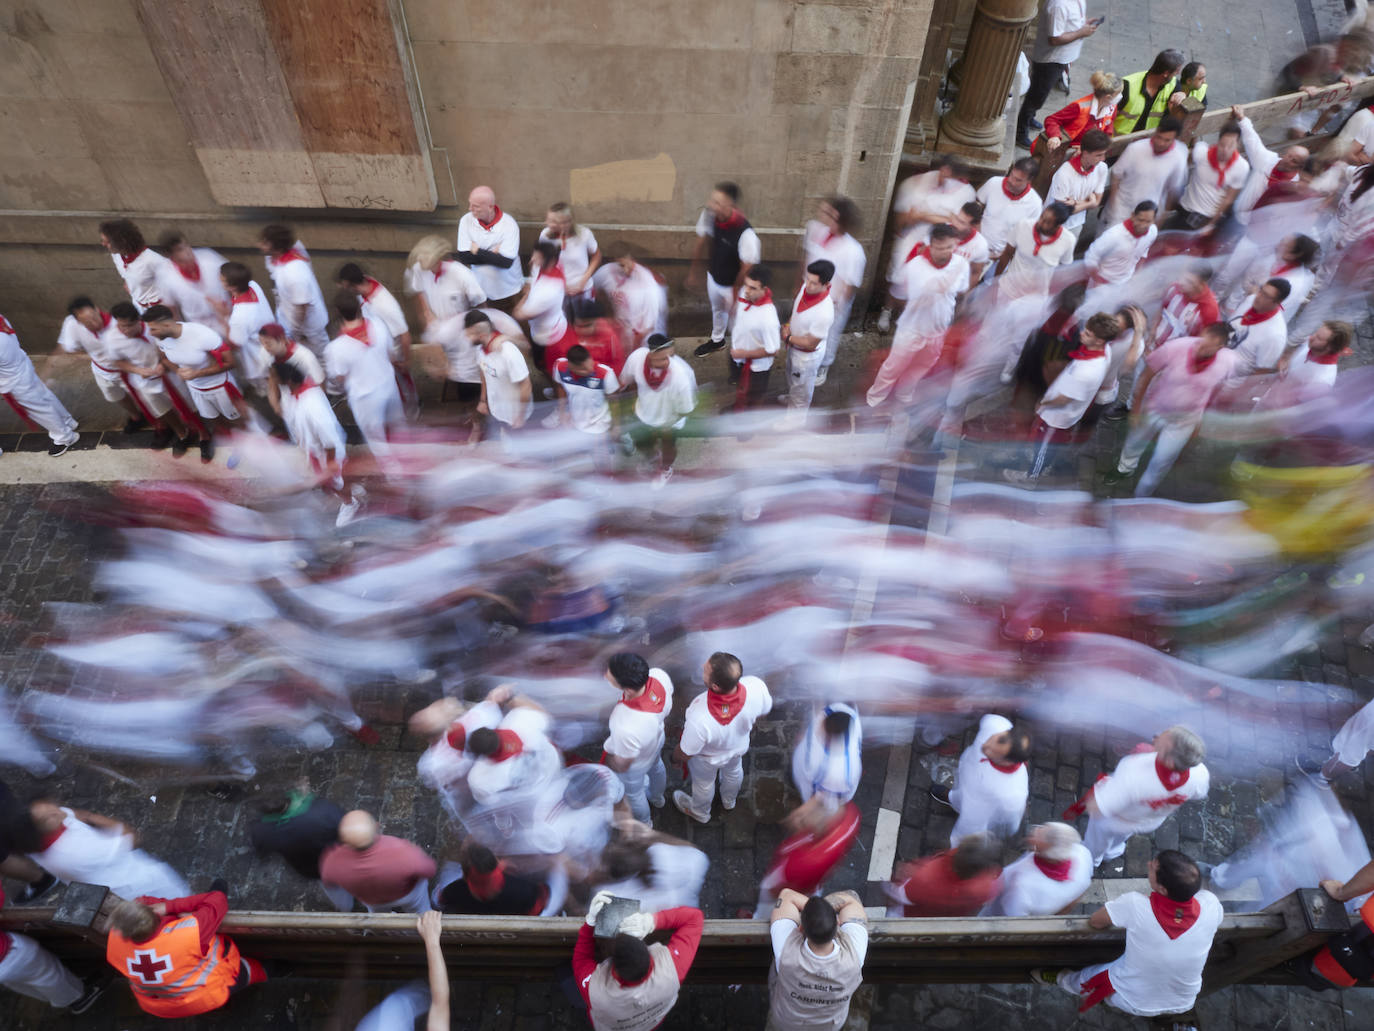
[39, 824, 67, 850]
[1255, 169, 1302, 209]
[1240, 304, 1280, 326]
[232, 289, 258, 306]
[1150, 891, 1201, 939]
[714, 209, 746, 232]
[1271, 261, 1300, 280]
[739, 287, 773, 310]
[981, 756, 1024, 773]
[445, 724, 468, 750]
[1125, 219, 1152, 239]
[1066, 346, 1104, 361]
[1207, 145, 1239, 188]
[1069, 155, 1092, 176]
[1034, 855, 1073, 881]
[1156, 757, 1190, 791]
[1032, 225, 1062, 255]
[622, 675, 668, 714]
[362, 277, 383, 301]
[643, 361, 669, 389]
[1189, 345, 1218, 373]
[490, 729, 524, 762]
[99, 311, 113, 330]
[795, 286, 830, 313]
[342, 322, 372, 346]
[271, 247, 308, 265]
[465, 861, 507, 901]
[1267, 167, 1299, 188]
[176, 260, 201, 282]
[538, 263, 565, 282]
[820, 229, 839, 247]
[957, 227, 978, 246]
[1077, 969, 1115, 1012]
[476, 206, 504, 232]
[1002, 178, 1031, 201]
[905, 241, 926, 263]
[706, 683, 747, 725]
[120, 248, 146, 264]
[290, 377, 318, 398]
[612, 959, 654, 988]
[1307, 348, 1340, 365]
[283, 339, 298, 359]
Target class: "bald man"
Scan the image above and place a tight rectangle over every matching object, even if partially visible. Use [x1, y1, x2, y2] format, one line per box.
[456, 187, 524, 312]
[318, 810, 436, 913]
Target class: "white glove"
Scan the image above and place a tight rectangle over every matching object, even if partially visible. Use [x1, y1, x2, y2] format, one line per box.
[586, 891, 613, 927]
[617, 911, 656, 939]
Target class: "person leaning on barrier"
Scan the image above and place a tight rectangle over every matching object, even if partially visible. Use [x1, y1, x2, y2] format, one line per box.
[884, 833, 1003, 917]
[767, 888, 867, 1031]
[1284, 857, 1374, 990]
[572, 891, 703, 1031]
[355, 911, 450, 1031]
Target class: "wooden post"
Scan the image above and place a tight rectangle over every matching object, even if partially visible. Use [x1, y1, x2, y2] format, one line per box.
[1201, 888, 1351, 994]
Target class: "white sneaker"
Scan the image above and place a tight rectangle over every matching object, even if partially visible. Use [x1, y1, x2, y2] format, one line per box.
[721, 798, 737, 811]
[876, 309, 892, 333]
[672, 789, 709, 824]
[999, 369, 1014, 385]
[1002, 469, 1033, 486]
[335, 498, 361, 527]
[815, 367, 829, 386]
[652, 467, 673, 490]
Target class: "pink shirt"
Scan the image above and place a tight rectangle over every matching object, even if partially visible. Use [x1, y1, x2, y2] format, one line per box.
[319, 835, 436, 905]
[1143, 338, 1238, 418]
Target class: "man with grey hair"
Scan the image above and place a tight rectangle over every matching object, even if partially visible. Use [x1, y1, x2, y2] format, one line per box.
[1065, 727, 1210, 867]
[981, 822, 1093, 916]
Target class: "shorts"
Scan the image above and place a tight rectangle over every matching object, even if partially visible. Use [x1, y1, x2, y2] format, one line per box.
[188, 379, 242, 420]
[129, 375, 173, 418]
[92, 366, 129, 403]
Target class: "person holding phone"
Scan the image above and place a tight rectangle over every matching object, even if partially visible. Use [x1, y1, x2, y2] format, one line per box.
[1016, 1, 1103, 150]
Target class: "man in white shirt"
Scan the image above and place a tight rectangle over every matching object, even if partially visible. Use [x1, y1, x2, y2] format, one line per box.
[455, 186, 523, 310]
[619, 334, 698, 487]
[325, 292, 405, 457]
[408, 693, 502, 820]
[691, 181, 762, 356]
[1035, 851, 1222, 1018]
[727, 265, 782, 410]
[337, 262, 413, 386]
[143, 305, 239, 463]
[1103, 117, 1189, 227]
[1084, 200, 1157, 292]
[801, 196, 867, 385]
[1070, 726, 1209, 866]
[514, 239, 580, 377]
[465, 311, 532, 437]
[593, 245, 666, 352]
[995, 203, 1077, 305]
[981, 822, 1092, 917]
[791, 704, 862, 817]
[1230, 107, 1311, 228]
[1016, 0, 1100, 149]
[767, 888, 868, 1031]
[1277, 319, 1349, 397]
[867, 224, 969, 407]
[104, 301, 195, 451]
[258, 224, 330, 356]
[553, 345, 619, 447]
[464, 695, 563, 810]
[949, 202, 992, 282]
[782, 260, 836, 415]
[672, 652, 773, 824]
[880, 158, 976, 332]
[155, 231, 229, 332]
[220, 263, 275, 395]
[539, 202, 600, 297]
[58, 298, 148, 433]
[602, 652, 673, 825]
[1170, 122, 1250, 232]
[1049, 129, 1112, 233]
[0, 314, 80, 457]
[99, 219, 170, 313]
[975, 157, 1045, 266]
[931, 714, 1031, 846]
[1226, 278, 1291, 383]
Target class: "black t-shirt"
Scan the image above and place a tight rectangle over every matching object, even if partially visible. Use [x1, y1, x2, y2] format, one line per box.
[248, 796, 345, 880]
[438, 873, 545, 916]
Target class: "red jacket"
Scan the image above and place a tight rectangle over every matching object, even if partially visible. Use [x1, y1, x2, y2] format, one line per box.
[1044, 95, 1119, 145]
[572, 906, 703, 1011]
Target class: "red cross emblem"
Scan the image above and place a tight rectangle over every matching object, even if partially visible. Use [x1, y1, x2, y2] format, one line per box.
[127, 948, 174, 985]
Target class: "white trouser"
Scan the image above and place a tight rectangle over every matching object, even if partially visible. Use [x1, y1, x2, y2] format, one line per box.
[1055, 964, 1143, 1014]
[867, 330, 942, 407]
[356, 981, 432, 1031]
[350, 388, 405, 456]
[820, 293, 856, 370]
[618, 755, 668, 824]
[0, 932, 83, 1007]
[787, 347, 824, 411]
[1083, 813, 1147, 866]
[2, 365, 79, 446]
[1117, 411, 1199, 497]
[687, 753, 744, 820]
[707, 275, 735, 341]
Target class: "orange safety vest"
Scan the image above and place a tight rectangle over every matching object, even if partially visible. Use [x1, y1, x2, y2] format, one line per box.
[107, 914, 241, 1017]
[1311, 895, 1374, 987]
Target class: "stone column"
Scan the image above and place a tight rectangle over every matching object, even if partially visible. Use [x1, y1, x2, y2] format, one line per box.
[939, 0, 1038, 153]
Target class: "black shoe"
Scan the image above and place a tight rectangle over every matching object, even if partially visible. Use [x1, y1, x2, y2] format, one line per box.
[1029, 117, 1044, 130]
[1103, 402, 1129, 421]
[171, 436, 192, 458]
[15, 873, 58, 904]
[1015, 135, 1034, 150]
[929, 782, 952, 806]
[199, 437, 216, 464]
[47, 442, 71, 457]
[149, 427, 173, 450]
[1102, 468, 1132, 486]
[122, 417, 147, 435]
[208, 877, 229, 896]
[69, 980, 107, 1015]
[694, 340, 726, 358]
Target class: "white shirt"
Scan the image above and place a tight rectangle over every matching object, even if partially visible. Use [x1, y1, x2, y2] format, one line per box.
[1050, 156, 1111, 232]
[769, 919, 870, 972]
[456, 210, 524, 300]
[0, 319, 39, 392]
[325, 319, 399, 402]
[156, 321, 230, 389]
[411, 260, 487, 322]
[521, 270, 570, 346]
[791, 704, 862, 809]
[1085, 221, 1157, 284]
[476, 337, 532, 425]
[592, 262, 664, 339]
[539, 225, 599, 289]
[893, 172, 976, 221]
[788, 291, 836, 360]
[597, 842, 710, 912]
[1094, 332, 1136, 405]
[1094, 750, 1210, 832]
[1226, 299, 1289, 379]
[58, 313, 121, 371]
[359, 280, 409, 346]
[1233, 117, 1287, 224]
[157, 248, 230, 330]
[265, 246, 329, 338]
[1102, 890, 1224, 1016]
[603, 668, 674, 769]
[974, 178, 1045, 259]
[1040, 352, 1108, 429]
[1031, 0, 1087, 64]
[425, 314, 481, 383]
[466, 707, 562, 806]
[679, 675, 773, 766]
[954, 229, 991, 270]
[620, 348, 697, 428]
[895, 251, 969, 339]
[415, 700, 503, 800]
[554, 357, 619, 434]
[998, 219, 1077, 302]
[732, 292, 782, 372]
[111, 248, 172, 311]
[1105, 139, 1189, 226]
[1180, 142, 1251, 218]
[1284, 344, 1339, 391]
[981, 844, 1093, 916]
[948, 714, 1028, 844]
[100, 323, 164, 385]
[801, 221, 867, 294]
[226, 283, 275, 382]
